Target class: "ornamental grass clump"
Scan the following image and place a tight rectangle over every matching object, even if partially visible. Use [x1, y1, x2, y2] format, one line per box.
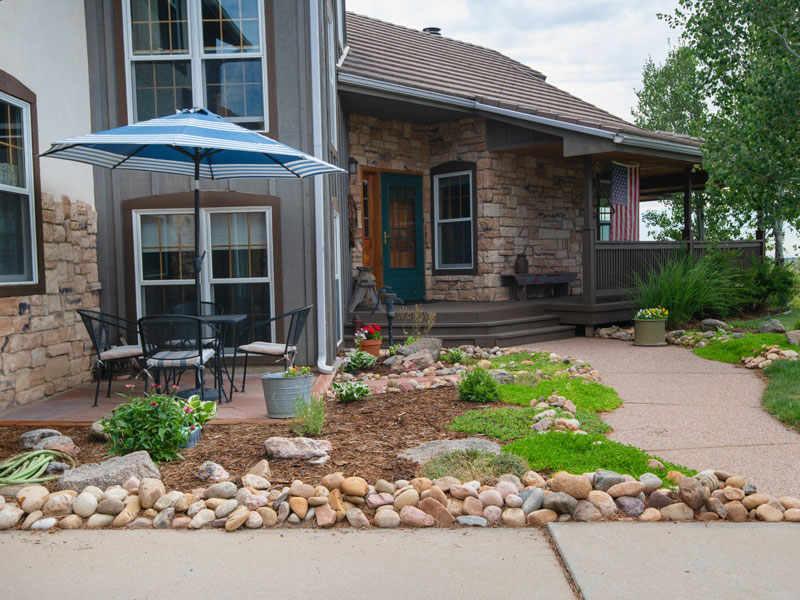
[101, 387, 216, 462]
[332, 380, 371, 403]
[459, 368, 499, 403]
[290, 395, 326, 436]
[442, 348, 465, 364]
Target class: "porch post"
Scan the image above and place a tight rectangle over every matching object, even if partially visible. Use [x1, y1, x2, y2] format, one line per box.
[682, 168, 692, 241]
[581, 155, 596, 308]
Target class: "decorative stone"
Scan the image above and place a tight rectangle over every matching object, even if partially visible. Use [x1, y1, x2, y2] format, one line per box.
[345, 508, 370, 528]
[501, 507, 526, 527]
[660, 502, 695, 521]
[543, 492, 578, 514]
[188, 508, 216, 529]
[678, 477, 708, 510]
[759, 319, 786, 334]
[523, 471, 547, 488]
[128, 517, 153, 529]
[257, 506, 278, 527]
[341, 476, 369, 496]
[638, 473, 663, 494]
[57, 451, 159, 491]
[96, 497, 125, 515]
[548, 472, 592, 499]
[139, 479, 166, 509]
[701, 318, 729, 331]
[586, 490, 617, 518]
[607, 481, 644, 498]
[527, 509, 558, 526]
[86, 513, 115, 528]
[478, 489, 503, 507]
[315, 503, 336, 528]
[707, 497, 728, 519]
[196, 461, 229, 482]
[89, 421, 109, 441]
[574, 500, 603, 522]
[725, 501, 747, 522]
[419, 497, 455, 526]
[0, 506, 24, 530]
[456, 515, 487, 527]
[784, 508, 800, 522]
[16, 485, 50, 513]
[153, 507, 175, 529]
[394, 488, 420, 511]
[756, 503, 784, 522]
[374, 509, 401, 528]
[21, 510, 43, 530]
[521, 488, 545, 514]
[640, 507, 661, 521]
[112, 498, 141, 527]
[400, 505, 435, 527]
[42, 493, 73, 517]
[241, 474, 270, 490]
[505, 494, 523, 508]
[365, 493, 394, 509]
[215, 499, 239, 518]
[31, 517, 58, 531]
[264, 437, 333, 459]
[483, 505, 502, 522]
[225, 506, 250, 531]
[122, 477, 140, 493]
[289, 480, 315, 499]
[397, 438, 501, 464]
[647, 491, 678, 509]
[449, 485, 479, 500]
[593, 469, 625, 492]
[289, 497, 308, 519]
[615, 496, 645, 517]
[171, 516, 192, 529]
[247, 459, 272, 480]
[205, 481, 237, 499]
[18, 428, 61, 449]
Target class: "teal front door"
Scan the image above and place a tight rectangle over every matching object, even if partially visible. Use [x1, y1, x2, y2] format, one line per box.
[381, 173, 424, 301]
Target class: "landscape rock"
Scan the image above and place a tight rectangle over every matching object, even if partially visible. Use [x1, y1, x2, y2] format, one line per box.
[225, 506, 250, 531]
[153, 507, 175, 529]
[574, 500, 603, 522]
[42, 493, 73, 517]
[247, 459, 272, 479]
[759, 319, 786, 334]
[638, 473, 663, 494]
[607, 481, 644, 498]
[341, 477, 369, 497]
[400, 505, 435, 527]
[31, 517, 57, 531]
[521, 488, 545, 514]
[456, 515, 487, 527]
[315, 504, 336, 528]
[724, 501, 747, 522]
[419, 497, 455, 526]
[86, 513, 115, 528]
[660, 502, 695, 521]
[543, 492, 578, 515]
[397, 337, 442, 360]
[593, 469, 626, 492]
[188, 508, 215, 529]
[785, 330, 800, 347]
[0, 506, 24, 530]
[756, 503, 784, 522]
[16, 485, 50, 513]
[647, 491, 678, 509]
[241, 474, 270, 490]
[489, 369, 515, 385]
[56, 451, 159, 491]
[501, 507, 526, 527]
[483, 505, 502, 522]
[701, 318, 729, 331]
[96, 497, 125, 515]
[138, 479, 166, 509]
[374, 509, 401, 528]
[205, 481, 237, 499]
[196, 461, 229, 482]
[549, 472, 592, 499]
[615, 496, 645, 517]
[394, 488, 420, 511]
[264, 437, 333, 459]
[398, 438, 501, 464]
[89, 421, 109, 441]
[678, 477, 708, 510]
[527, 509, 558, 526]
[32, 435, 75, 451]
[112, 498, 141, 527]
[345, 508, 370, 528]
[19, 428, 62, 449]
[586, 490, 618, 518]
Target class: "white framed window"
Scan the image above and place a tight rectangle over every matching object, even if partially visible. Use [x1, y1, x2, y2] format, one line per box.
[333, 210, 343, 345]
[133, 206, 275, 341]
[326, 2, 337, 150]
[433, 170, 474, 270]
[122, 0, 270, 130]
[0, 91, 37, 286]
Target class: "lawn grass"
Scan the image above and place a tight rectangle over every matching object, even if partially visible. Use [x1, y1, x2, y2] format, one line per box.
[762, 360, 800, 432]
[730, 309, 800, 331]
[419, 449, 529, 482]
[489, 351, 574, 377]
[447, 406, 610, 440]
[499, 377, 621, 413]
[503, 433, 695, 479]
[692, 333, 790, 363]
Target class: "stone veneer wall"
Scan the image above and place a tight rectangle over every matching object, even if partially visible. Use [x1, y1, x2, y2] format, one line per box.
[348, 115, 584, 301]
[0, 195, 101, 412]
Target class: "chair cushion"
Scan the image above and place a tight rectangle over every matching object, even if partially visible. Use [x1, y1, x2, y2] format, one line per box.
[147, 348, 215, 369]
[100, 345, 143, 361]
[238, 342, 296, 356]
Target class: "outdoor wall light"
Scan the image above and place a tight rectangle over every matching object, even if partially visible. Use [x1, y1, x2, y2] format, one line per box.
[348, 156, 358, 175]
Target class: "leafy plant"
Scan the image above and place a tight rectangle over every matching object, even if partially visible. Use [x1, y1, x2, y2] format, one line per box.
[284, 366, 311, 377]
[342, 349, 377, 372]
[744, 261, 797, 310]
[101, 392, 197, 462]
[458, 368, 499, 403]
[500, 378, 621, 413]
[442, 348, 465, 364]
[290, 395, 325, 436]
[184, 395, 218, 428]
[693, 333, 790, 363]
[404, 336, 419, 346]
[634, 306, 669, 320]
[448, 406, 610, 440]
[388, 344, 401, 356]
[420, 449, 529, 482]
[332, 380, 371, 403]
[398, 304, 436, 339]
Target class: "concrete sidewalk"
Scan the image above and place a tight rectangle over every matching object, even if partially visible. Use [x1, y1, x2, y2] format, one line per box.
[549, 522, 800, 600]
[539, 338, 800, 497]
[0, 529, 576, 600]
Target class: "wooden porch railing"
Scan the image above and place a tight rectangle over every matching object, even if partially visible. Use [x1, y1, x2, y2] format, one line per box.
[595, 240, 765, 292]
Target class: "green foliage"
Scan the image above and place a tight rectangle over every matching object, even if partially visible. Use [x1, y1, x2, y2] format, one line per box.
[284, 366, 311, 377]
[397, 304, 436, 339]
[101, 393, 197, 462]
[501, 378, 621, 413]
[448, 406, 609, 440]
[458, 368, 499, 403]
[420, 450, 529, 482]
[442, 348, 465, 364]
[503, 433, 694, 479]
[290, 395, 325, 436]
[388, 344, 401, 356]
[404, 336, 419, 346]
[342, 349, 376, 372]
[489, 351, 570, 377]
[762, 360, 800, 432]
[731, 310, 800, 330]
[744, 261, 797, 309]
[693, 333, 791, 363]
[627, 252, 750, 327]
[183, 395, 218, 428]
[332, 380, 371, 403]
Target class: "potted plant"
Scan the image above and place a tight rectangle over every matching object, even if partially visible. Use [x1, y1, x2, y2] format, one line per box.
[181, 393, 219, 448]
[355, 323, 382, 357]
[261, 366, 313, 419]
[633, 306, 669, 346]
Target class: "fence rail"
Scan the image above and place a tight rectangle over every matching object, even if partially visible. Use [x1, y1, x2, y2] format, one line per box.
[595, 240, 765, 292]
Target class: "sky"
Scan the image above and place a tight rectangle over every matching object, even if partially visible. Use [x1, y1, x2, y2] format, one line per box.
[345, 0, 796, 256]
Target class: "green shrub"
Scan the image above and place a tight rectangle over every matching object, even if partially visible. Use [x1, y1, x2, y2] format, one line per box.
[459, 368, 499, 403]
[101, 392, 198, 462]
[442, 348, 465, 364]
[290, 395, 325, 436]
[745, 261, 797, 309]
[503, 433, 694, 479]
[693, 332, 790, 363]
[628, 251, 749, 327]
[332, 380, 371, 403]
[420, 450, 529, 482]
[342, 349, 376, 372]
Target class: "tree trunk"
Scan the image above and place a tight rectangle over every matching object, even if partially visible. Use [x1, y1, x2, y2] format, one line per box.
[774, 220, 784, 263]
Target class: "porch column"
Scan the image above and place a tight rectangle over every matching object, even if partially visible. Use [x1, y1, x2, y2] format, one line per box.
[581, 154, 597, 307]
[682, 168, 693, 241]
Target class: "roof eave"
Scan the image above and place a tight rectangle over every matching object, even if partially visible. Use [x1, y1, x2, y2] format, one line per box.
[338, 72, 704, 162]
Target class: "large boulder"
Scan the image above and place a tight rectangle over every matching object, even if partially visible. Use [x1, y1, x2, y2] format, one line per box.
[786, 330, 800, 347]
[18, 429, 61, 449]
[397, 337, 442, 360]
[391, 349, 435, 372]
[56, 451, 159, 491]
[397, 438, 501, 464]
[759, 319, 786, 334]
[264, 437, 333, 459]
[700, 319, 729, 332]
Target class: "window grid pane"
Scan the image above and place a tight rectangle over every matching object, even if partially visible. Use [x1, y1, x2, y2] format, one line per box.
[140, 214, 195, 280]
[0, 190, 33, 282]
[134, 60, 193, 120]
[201, 0, 260, 53]
[204, 58, 264, 129]
[436, 173, 473, 268]
[389, 185, 417, 269]
[210, 211, 268, 279]
[130, 0, 189, 55]
[0, 100, 25, 188]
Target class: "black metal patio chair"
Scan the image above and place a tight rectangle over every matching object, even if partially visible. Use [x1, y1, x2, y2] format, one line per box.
[138, 315, 223, 401]
[168, 301, 225, 316]
[231, 304, 313, 395]
[77, 309, 143, 407]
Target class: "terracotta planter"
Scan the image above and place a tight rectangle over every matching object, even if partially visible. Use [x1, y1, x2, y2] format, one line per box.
[359, 338, 382, 357]
[634, 319, 667, 346]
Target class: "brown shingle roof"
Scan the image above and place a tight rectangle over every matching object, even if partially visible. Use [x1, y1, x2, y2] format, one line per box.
[341, 13, 701, 148]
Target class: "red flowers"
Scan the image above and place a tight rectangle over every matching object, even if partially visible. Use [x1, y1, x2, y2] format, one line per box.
[358, 323, 382, 341]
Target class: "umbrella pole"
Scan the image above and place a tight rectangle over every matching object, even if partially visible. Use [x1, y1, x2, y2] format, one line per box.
[193, 152, 204, 399]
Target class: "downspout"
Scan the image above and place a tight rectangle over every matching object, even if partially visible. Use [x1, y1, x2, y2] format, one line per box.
[309, 0, 333, 373]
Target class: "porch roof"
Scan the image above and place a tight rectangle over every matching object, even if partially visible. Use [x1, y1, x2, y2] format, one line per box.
[341, 13, 703, 166]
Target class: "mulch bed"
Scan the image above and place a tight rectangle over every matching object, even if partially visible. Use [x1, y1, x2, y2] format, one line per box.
[0, 388, 492, 491]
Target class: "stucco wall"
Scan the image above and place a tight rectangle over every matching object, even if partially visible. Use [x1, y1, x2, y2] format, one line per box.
[348, 115, 584, 302]
[0, 0, 95, 207]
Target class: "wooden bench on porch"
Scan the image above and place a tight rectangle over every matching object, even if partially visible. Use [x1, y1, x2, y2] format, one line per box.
[501, 272, 578, 301]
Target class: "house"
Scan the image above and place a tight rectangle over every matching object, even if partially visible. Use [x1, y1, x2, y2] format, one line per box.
[338, 13, 761, 344]
[0, 0, 350, 412]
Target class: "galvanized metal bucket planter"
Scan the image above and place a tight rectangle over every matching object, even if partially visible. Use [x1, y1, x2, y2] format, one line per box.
[634, 319, 667, 346]
[261, 372, 313, 419]
[182, 426, 202, 448]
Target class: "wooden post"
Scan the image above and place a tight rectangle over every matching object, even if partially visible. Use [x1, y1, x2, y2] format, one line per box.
[581, 155, 596, 308]
[682, 168, 692, 241]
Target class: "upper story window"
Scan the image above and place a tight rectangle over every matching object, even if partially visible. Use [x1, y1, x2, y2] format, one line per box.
[123, 0, 269, 130]
[433, 169, 475, 270]
[0, 91, 37, 287]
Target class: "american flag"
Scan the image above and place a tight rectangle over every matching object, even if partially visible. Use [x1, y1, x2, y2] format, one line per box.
[609, 162, 640, 241]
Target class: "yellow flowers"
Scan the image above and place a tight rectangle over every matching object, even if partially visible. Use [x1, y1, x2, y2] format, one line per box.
[635, 307, 669, 320]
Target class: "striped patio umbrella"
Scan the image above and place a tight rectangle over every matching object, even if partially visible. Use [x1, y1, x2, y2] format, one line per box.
[41, 107, 344, 398]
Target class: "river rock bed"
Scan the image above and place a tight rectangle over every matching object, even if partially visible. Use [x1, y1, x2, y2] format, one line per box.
[3, 465, 799, 532]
